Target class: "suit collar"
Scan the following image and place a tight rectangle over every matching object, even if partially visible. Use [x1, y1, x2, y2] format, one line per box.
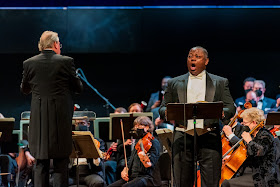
[177, 72, 216, 103]
[205, 73, 216, 102]
[41, 50, 56, 54]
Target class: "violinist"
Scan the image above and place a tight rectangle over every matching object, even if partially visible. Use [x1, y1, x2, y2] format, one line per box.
[115, 103, 141, 180]
[69, 118, 106, 187]
[104, 107, 127, 185]
[221, 107, 278, 187]
[108, 116, 161, 187]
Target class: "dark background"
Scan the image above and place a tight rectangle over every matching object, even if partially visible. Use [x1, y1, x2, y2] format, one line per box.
[0, 6, 279, 129]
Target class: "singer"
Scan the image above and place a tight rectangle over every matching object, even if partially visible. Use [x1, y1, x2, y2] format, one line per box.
[159, 46, 235, 187]
[20, 31, 83, 186]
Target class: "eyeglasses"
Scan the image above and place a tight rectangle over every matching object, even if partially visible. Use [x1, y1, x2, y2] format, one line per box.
[134, 124, 145, 128]
[56, 41, 62, 49]
[241, 121, 252, 125]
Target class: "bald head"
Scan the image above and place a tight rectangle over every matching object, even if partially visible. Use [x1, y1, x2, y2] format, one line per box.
[189, 46, 208, 58]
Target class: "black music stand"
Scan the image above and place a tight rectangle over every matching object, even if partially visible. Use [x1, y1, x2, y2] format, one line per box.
[266, 112, 280, 137]
[0, 118, 15, 154]
[109, 112, 153, 140]
[265, 112, 280, 127]
[167, 102, 223, 187]
[70, 131, 102, 187]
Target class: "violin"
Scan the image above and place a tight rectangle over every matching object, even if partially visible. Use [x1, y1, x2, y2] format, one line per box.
[221, 102, 252, 156]
[135, 132, 154, 168]
[270, 126, 280, 137]
[220, 120, 265, 185]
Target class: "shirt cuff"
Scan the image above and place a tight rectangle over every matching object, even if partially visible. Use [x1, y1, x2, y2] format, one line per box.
[227, 133, 235, 140]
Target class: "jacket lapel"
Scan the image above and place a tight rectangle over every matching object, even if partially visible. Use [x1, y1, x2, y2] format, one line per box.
[262, 98, 267, 111]
[177, 73, 189, 103]
[205, 73, 216, 102]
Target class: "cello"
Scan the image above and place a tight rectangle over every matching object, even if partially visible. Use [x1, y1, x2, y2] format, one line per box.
[220, 120, 265, 185]
[221, 102, 252, 156]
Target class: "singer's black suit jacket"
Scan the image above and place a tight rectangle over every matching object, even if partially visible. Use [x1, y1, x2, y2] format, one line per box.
[20, 50, 83, 159]
[159, 71, 236, 131]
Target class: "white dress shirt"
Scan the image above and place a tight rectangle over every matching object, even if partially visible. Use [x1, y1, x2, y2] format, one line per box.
[186, 70, 206, 131]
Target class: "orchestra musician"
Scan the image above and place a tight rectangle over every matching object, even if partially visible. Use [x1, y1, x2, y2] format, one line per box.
[108, 116, 161, 187]
[221, 107, 279, 187]
[69, 117, 106, 187]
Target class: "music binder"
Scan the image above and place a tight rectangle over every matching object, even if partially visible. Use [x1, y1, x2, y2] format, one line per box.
[155, 128, 173, 157]
[70, 131, 102, 187]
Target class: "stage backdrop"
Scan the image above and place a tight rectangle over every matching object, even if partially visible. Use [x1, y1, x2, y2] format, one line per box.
[0, 7, 279, 128]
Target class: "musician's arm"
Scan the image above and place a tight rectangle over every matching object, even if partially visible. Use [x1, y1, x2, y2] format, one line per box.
[159, 80, 173, 120]
[147, 139, 160, 168]
[247, 134, 273, 157]
[221, 79, 236, 122]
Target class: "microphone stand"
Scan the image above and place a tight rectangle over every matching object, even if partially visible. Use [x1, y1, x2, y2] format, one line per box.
[76, 68, 116, 115]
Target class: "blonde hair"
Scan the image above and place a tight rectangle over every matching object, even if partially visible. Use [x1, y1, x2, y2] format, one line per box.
[240, 107, 265, 125]
[38, 31, 59, 51]
[133, 116, 154, 132]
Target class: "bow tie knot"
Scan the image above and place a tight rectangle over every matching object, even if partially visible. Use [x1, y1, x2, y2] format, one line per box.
[189, 73, 203, 80]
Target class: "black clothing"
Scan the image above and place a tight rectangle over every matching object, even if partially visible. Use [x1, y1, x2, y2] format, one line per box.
[223, 128, 278, 187]
[109, 137, 161, 187]
[20, 50, 83, 186]
[20, 50, 83, 159]
[159, 72, 235, 187]
[229, 122, 245, 145]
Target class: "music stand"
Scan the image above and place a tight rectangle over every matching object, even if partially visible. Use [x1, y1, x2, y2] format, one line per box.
[0, 118, 15, 154]
[167, 102, 223, 187]
[265, 112, 280, 127]
[155, 128, 173, 157]
[109, 112, 153, 140]
[70, 131, 102, 187]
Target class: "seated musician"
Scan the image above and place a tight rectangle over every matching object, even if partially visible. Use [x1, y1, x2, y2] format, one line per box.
[115, 103, 142, 180]
[108, 116, 161, 187]
[69, 117, 106, 187]
[221, 107, 278, 187]
[104, 107, 127, 185]
[0, 113, 35, 187]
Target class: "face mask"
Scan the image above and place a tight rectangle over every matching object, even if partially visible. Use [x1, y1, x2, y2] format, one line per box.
[162, 85, 167, 91]
[77, 125, 88, 131]
[136, 128, 146, 138]
[249, 100, 257, 107]
[255, 89, 263, 97]
[242, 125, 250, 132]
[244, 89, 252, 96]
